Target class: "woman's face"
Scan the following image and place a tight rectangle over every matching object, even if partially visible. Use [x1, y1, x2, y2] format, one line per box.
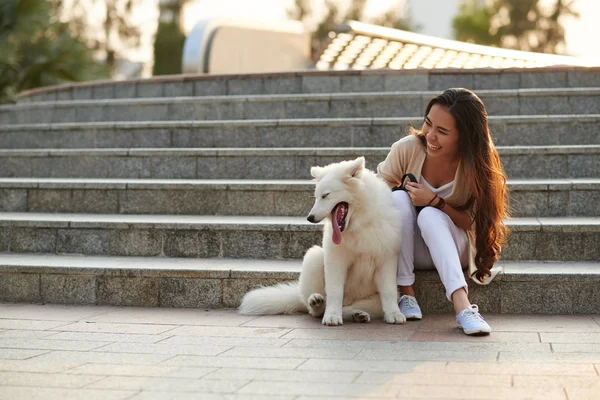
[422, 103, 460, 162]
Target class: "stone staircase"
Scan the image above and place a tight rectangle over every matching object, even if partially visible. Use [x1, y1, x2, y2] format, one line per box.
[1, 69, 599, 314]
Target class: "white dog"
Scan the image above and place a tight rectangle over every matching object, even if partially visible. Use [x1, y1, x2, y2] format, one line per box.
[238, 157, 406, 325]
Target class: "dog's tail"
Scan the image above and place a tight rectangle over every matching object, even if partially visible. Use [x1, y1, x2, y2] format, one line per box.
[239, 281, 307, 315]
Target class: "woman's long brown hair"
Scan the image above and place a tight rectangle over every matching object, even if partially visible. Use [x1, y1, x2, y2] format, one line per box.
[412, 88, 509, 281]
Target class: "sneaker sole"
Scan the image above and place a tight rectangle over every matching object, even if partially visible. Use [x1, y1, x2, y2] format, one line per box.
[457, 324, 491, 336]
[405, 314, 422, 320]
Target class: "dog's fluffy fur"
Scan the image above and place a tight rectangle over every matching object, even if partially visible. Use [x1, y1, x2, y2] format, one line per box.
[238, 157, 405, 325]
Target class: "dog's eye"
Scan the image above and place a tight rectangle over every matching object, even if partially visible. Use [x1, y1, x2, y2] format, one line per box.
[321, 193, 329, 199]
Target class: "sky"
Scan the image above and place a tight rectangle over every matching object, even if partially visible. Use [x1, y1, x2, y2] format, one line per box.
[119, 0, 600, 74]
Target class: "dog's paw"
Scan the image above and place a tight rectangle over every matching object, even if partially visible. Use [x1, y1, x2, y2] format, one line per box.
[352, 310, 370, 323]
[322, 313, 343, 326]
[384, 311, 407, 324]
[308, 293, 325, 309]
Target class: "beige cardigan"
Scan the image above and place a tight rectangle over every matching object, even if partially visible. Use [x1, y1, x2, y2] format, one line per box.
[376, 134, 500, 285]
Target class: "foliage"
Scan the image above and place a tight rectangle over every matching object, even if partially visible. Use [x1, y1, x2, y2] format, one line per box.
[0, 0, 107, 103]
[453, 0, 579, 54]
[152, 21, 186, 75]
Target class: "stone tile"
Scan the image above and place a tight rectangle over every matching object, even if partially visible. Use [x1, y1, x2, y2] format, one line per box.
[245, 155, 295, 179]
[499, 231, 538, 260]
[445, 361, 596, 375]
[487, 315, 600, 333]
[92, 342, 230, 356]
[68, 363, 182, 377]
[163, 355, 305, 370]
[108, 230, 163, 257]
[162, 336, 290, 348]
[206, 367, 359, 383]
[0, 303, 113, 321]
[137, 82, 163, 98]
[0, 359, 79, 373]
[72, 190, 119, 213]
[264, 76, 302, 94]
[501, 281, 574, 314]
[428, 74, 474, 91]
[238, 380, 398, 398]
[568, 70, 600, 87]
[114, 82, 136, 99]
[119, 190, 168, 214]
[409, 330, 541, 343]
[204, 100, 244, 120]
[552, 343, 600, 353]
[88, 375, 248, 393]
[0, 386, 137, 400]
[297, 358, 446, 373]
[281, 231, 320, 259]
[0, 189, 27, 212]
[340, 75, 384, 92]
[98, 276, 159, 307]
[227, 77, 263, 95]
[500, 351, 600, 363]
[160, 278, 221, 308]
[281, 325, 416, 341]
[9, 227, 57, 253]
[41, 274, 96, 304]
[164, 82, 193, 97]
[520, 71, 567, 88]
[31, 350, 173, 365]
[47, 331, 168, 343]
[565, 388, 600, 400]
[541, 333, 600, 343]
[472, 72, 520, 90]
[301, 76, 340, 93]
[0, 371, 104, 388]
[284, 100, 330, 119]
[73, 86, 92, 100]
[0, 337, 108, 351]
[569, 95, 598, 114]
[167, 325, 291, 338]
[0, 273, 40, 302]
[513, 374, 600, 388]
[0, 348, 49, 360]
[57, 229, 109, 255]
[355, 371, 510, 386]
[108, 157, 151, 179]
[520, 95, 567, 115]
[384, 73, 429, 91]
[49, 321, 177, 335]
[221, 346, 359, 360]
[193, 79, 227, 96]
[221, 230, 282, 259]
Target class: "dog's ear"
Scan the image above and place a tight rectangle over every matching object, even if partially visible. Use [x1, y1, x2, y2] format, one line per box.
[347, 156, 365, 178]
[310, 166, 325, 180]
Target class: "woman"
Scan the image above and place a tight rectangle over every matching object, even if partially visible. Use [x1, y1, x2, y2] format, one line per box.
[377, 88, 509, 335]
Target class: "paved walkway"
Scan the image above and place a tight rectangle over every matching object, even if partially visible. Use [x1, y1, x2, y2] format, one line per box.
[0, 304, 598, 399]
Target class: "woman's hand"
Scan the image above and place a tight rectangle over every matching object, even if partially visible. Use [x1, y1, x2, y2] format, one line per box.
[404, 182, 437, 207]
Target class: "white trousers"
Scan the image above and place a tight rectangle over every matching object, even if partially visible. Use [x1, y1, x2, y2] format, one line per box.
[392, 191, 469, 301]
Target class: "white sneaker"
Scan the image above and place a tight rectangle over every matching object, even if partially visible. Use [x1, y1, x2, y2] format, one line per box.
[456, 304, 492, 336]
[398, 295, 422, 320]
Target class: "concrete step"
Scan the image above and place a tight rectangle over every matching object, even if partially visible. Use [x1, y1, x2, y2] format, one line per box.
[2, 115, 600, 149]
[0, 146, 598, 180]
[0, 253, 598, 314]
[17, 68, 600, 102]
[1, 178, 600, 218]
[0, 213, 598, 262]
[2, 88, 599, 124]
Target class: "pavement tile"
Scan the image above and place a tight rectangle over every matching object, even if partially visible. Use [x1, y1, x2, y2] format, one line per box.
[204, 367, 360, 383]
[541, 332, 600, 343]
[355, 349, 498, 362]
[66, 363, 186, 378]
[354, 372, 512, 387]
[0, 319, 70, 331]
[410, 331, 541, 343]
[280, 326, 415, 341]
[0, 386, 137, 399]
[0, 371, 104, 388]
[87, 376, 249, 393]
[484, 315, 600, 332]
[90, 342, 232, 356]
[162, 355, 306, 370]
[237, 380, 400, 398]
[387, 385, 566, 399]
[160, 335, 291, 347]
[565, 388, 600, 400]
[0, 303, 114, 321]
[241, 314, 421, 331]
[0, 359, 81, 373]
[86, 308, 257, 326]
[0, 338, 110, 351]
[0, 348, 49, 360]
[513, 374, 600, 388]
[552, 343, 600, 352]
[167, 326, 292, 338]
[130, 393, 294, 400]
[219, 346, 360, 359]
[297, 359, 447, 373]
[0, 330, 59, 339]
[48, 321, 179, 335]
[29, 350, 173, 365]
[446, 361, 597, 375]
[47, 331, 172, 343]
[499, 351, 600, 363]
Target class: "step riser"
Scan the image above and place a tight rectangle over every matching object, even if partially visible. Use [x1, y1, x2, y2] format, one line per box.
[0, 267, 597, 314]
[18, 70, 600, 102]
[2, 93, 598, 124]
[2, 119, 599, 148]
[0, 152, 597, 179]
[1, 187, 599, 218]
[0, 224, 598, 261]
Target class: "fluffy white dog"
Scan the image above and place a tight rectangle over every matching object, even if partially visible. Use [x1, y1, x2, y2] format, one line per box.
[239, 157, 405, 325]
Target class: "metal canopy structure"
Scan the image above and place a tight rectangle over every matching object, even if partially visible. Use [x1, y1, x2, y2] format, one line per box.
[316, 20, 600, 70]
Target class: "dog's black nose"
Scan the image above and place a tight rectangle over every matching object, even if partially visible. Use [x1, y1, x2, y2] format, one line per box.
[307, 215, 315, 223]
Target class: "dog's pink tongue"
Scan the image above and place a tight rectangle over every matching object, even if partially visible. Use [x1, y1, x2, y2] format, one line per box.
[332, 204, 342, 245]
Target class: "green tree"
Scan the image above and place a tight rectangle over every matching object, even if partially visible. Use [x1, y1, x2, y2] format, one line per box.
[152, 0, 188, 75]
[453, 0, 579, 54]
[0, 0, 107, 103]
